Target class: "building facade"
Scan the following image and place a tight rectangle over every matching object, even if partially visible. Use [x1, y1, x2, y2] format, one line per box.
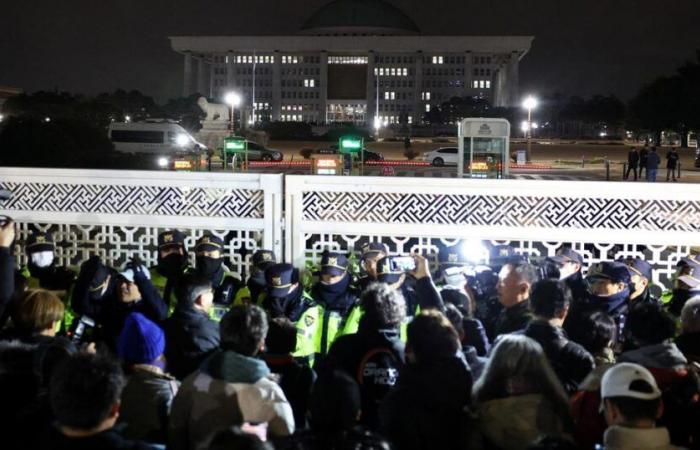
[170, 0, 533, 126]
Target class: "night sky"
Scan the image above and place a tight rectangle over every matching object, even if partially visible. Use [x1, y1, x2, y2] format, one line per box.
[2, 0, 699, 102]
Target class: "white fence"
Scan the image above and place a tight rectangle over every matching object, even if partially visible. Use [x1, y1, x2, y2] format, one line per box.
[285, 175, 700, 290]
[0, 168, 284, 275]
[2, 168, 700, 290]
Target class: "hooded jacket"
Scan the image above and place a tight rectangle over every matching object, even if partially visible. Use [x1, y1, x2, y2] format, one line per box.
[603, 425, 681, 450]
[379, 356, 472, 450]
[163, 307, 220, 380]
[524, 320, 595, 394]
[168, 350, 294, 450]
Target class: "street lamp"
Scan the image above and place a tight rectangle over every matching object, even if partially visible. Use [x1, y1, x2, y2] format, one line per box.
[373, 116, 381, 139]
[522, 96, 538, 163]
[224, 92, 242, 136]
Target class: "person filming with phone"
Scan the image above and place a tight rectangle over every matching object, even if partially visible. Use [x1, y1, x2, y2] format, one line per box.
[375, 254, 444, 318]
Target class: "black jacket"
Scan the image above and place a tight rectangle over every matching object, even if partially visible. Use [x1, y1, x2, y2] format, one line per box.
[667, 151, 679, 169]
[494, 300, 532, 337]
[322, 323, 405, 430]
[73, 270, 167, 349]
[523, 320, 595, 394]
[404, 277, 446, 316]
[463, 317, 490, 357]
[263, 285, 314, 323]
[379, 356, 473, 450]
[0, 247, 15, 326]
[627, 150, 639, 167]
[163, 307, 220, 380]
[264, 355, 317, 429]
[564, 272, 588, 305]
[676, 332, 700, 364]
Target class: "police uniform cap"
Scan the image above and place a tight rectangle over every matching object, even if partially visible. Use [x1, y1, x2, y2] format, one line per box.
[678, 255, 700, 268]
[678, 259, 700, 289]
[158, 230, 186, 251]
[548, 247, 583, 265]
[195, 234, 224, 252]
[376, 256, 403, 284]
[321, 251, 348, 276]
[252, 250, 277, 271]
[619, 257, 652, 281]
[438, 245, 468, 267]
[26, 231, 54, 254]
[265, 263, 295, 297]
[586, 261, 632, 285]
[361, 242, 389, 259]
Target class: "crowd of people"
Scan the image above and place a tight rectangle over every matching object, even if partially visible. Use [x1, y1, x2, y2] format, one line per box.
[1, 217, 700, 450]
[624, 146, 680, 182]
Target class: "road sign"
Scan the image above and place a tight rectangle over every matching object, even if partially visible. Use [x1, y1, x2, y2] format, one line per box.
[224, 137, 247, 154]
[339, 136, 363, 153]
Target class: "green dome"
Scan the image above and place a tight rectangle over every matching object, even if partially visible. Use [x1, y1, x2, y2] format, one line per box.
[301, 0, 420, 35]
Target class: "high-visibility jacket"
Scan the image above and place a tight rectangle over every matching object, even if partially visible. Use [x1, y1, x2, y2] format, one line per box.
[149, 265, 189, 315]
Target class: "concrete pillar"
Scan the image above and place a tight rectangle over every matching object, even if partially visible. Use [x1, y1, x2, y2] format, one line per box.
[183, 53, 193, 97]
[366, 51, 375, 126]
[507, 52, 520, 107]
[320, 51, 328, 123]
[413, 52, 423, 124]
[272, 51, 281, 121]
[464, 51, 473, 94]
[227, 52, 235, 91]
[197, 57, 208, 97]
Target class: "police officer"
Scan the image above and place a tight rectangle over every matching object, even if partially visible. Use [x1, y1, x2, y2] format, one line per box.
[619, 257, 659, 306]
[234, 249, 277, 306]
[150, 230, 189, 310]
[357, 242, 389, 292]
[436, 245, 470, 288]
[262, 262, 313, 321]
[666, 256, 700, 317]
[190, 234, 241, 318]
[21, 231, 75, 295]
[547, 247, 587, 304]
[296, 252, 361, 363]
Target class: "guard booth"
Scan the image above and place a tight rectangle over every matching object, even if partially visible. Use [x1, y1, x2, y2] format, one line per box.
[338, 135, 364, 175]
[222, 136, 247, 171]
[458, 118, 510, 179]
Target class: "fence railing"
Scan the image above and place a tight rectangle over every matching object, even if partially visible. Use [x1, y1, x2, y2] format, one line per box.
[0, 168, 284, 275]
[2, 168, 699, 290]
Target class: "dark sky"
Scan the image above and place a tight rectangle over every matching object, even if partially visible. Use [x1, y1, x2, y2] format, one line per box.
[2, 0, 699, 102]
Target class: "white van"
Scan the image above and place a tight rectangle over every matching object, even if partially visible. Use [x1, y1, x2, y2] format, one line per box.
[108, 121, 205, 155]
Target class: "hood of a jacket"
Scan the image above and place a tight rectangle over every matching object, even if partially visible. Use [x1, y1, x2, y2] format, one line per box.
[603, 425, 677, 450]
[397, 356, 471, 408]
[618, 343, 688, 371]
[200, 350, 270, 384]
[476, 394, 564, 450]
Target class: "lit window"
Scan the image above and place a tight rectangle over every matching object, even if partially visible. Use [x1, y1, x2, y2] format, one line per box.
[374, 68, 378, 75]
[473, 80, 479, 88]
[391, 68, 396, 76]
[403, 68, 408, 76]
[379, 68, 385, 76]
[304, 79, 309, 87]
[282, 56, 287, 64]
[485, 80, 491, 89]
[479, 80, 485, 89]
[425, 104, 431, 112]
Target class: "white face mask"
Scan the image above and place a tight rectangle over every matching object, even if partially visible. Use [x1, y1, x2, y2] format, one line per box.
[30, 251, 54, 268]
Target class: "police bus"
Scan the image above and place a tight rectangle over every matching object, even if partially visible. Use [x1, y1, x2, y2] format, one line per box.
[108, 121, 206, 155]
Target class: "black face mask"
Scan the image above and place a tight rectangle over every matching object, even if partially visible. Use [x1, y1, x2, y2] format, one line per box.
[196, 256, 222, 279]
[158, 253, 186, 278]
[28, 262, 54, 280]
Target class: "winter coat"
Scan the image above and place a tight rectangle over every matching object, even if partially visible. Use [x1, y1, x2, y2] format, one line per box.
[322, 323, 405, 430]
[676, 332, 700, 364]
[467, 394, 568, 450]
[523, 320, 595, 394]
[464, 317, 490, 357]
[379, 356, 473, 450]
[168, 350, 294, 450]
[647, 151, 661, 169]
[163, 307, 220, 380]
[604, 425, 681, 450]
[463, 345, 487, 380]
[119, 366, 180, 444]
[564, 272, 588, 305]
[494, 300, 532, 337]
[628, 150, 640, 167]
[666, 151, 679, 169]
[263, 354, 316, 429]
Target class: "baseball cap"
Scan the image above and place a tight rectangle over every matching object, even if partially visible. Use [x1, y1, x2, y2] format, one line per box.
[601, 362, 661, 401]
[265, 263, 296, 297]
[26, 231, 54, 254]
[678, 261, 700, 289]
[586, 261, 632, 285]
[195, 234, 224, 253]
[321, 251, 348, 277]
[619, 257, 653, 281]
[438, 245, 468, 267]
[360, 242, 389, 259]
[548, 248, 583, 265]
[252, 250, 276, 272]
[158, 230, 186, 251]
[376, 256, 403, 284]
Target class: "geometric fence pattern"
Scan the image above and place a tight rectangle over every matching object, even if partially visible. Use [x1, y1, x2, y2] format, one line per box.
[303, 233, 691, 291]
[12, 222, 263, 277]
[303, 192, 700, 232]
[1, 182, 264, 218]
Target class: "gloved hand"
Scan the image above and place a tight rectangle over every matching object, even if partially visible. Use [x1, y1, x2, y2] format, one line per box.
[126, 255, 150, 282]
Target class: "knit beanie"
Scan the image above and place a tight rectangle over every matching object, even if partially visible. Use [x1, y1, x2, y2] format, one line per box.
[117, 312, 165, 365]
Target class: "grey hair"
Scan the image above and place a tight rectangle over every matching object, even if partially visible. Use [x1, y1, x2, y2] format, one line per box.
[681, 296, 700, 334]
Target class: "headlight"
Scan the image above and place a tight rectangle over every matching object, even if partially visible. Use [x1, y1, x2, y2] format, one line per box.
[157, 157, 169, 168]
[274, 152, 283, 161]
[176, 134, 190, 147]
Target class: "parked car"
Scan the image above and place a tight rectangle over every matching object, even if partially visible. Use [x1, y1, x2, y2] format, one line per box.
[302, 146, 384, 161]
[226, 140, 283, 161]
[423, 147, 458, 166]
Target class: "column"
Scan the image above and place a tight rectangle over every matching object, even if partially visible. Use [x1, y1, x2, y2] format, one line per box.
[197, 56, 208, 97]
[366, 51, 375, 126]
[272, 51, 281, 121]
[227, 52, 236, 91]
[413, 52, 423, 124]
[507, 51, 520, 107]
[183, 53, 193, 97]
[320, 51, 328, 123]
[463, 51, 473, 95]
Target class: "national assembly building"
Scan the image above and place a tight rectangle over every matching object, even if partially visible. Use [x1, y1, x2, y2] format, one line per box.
[169, 0, 533, 126]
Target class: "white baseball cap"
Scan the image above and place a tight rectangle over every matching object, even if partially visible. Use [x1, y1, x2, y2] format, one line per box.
[601, 363, 661, 401]
[119, 264, 151, 283]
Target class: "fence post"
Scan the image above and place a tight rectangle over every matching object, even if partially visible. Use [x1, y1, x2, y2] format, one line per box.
[622, 162, 627, 180]
[582, 155, 585, 168]
[605, 159, 610, 181]
[678, 161, 681, 180]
